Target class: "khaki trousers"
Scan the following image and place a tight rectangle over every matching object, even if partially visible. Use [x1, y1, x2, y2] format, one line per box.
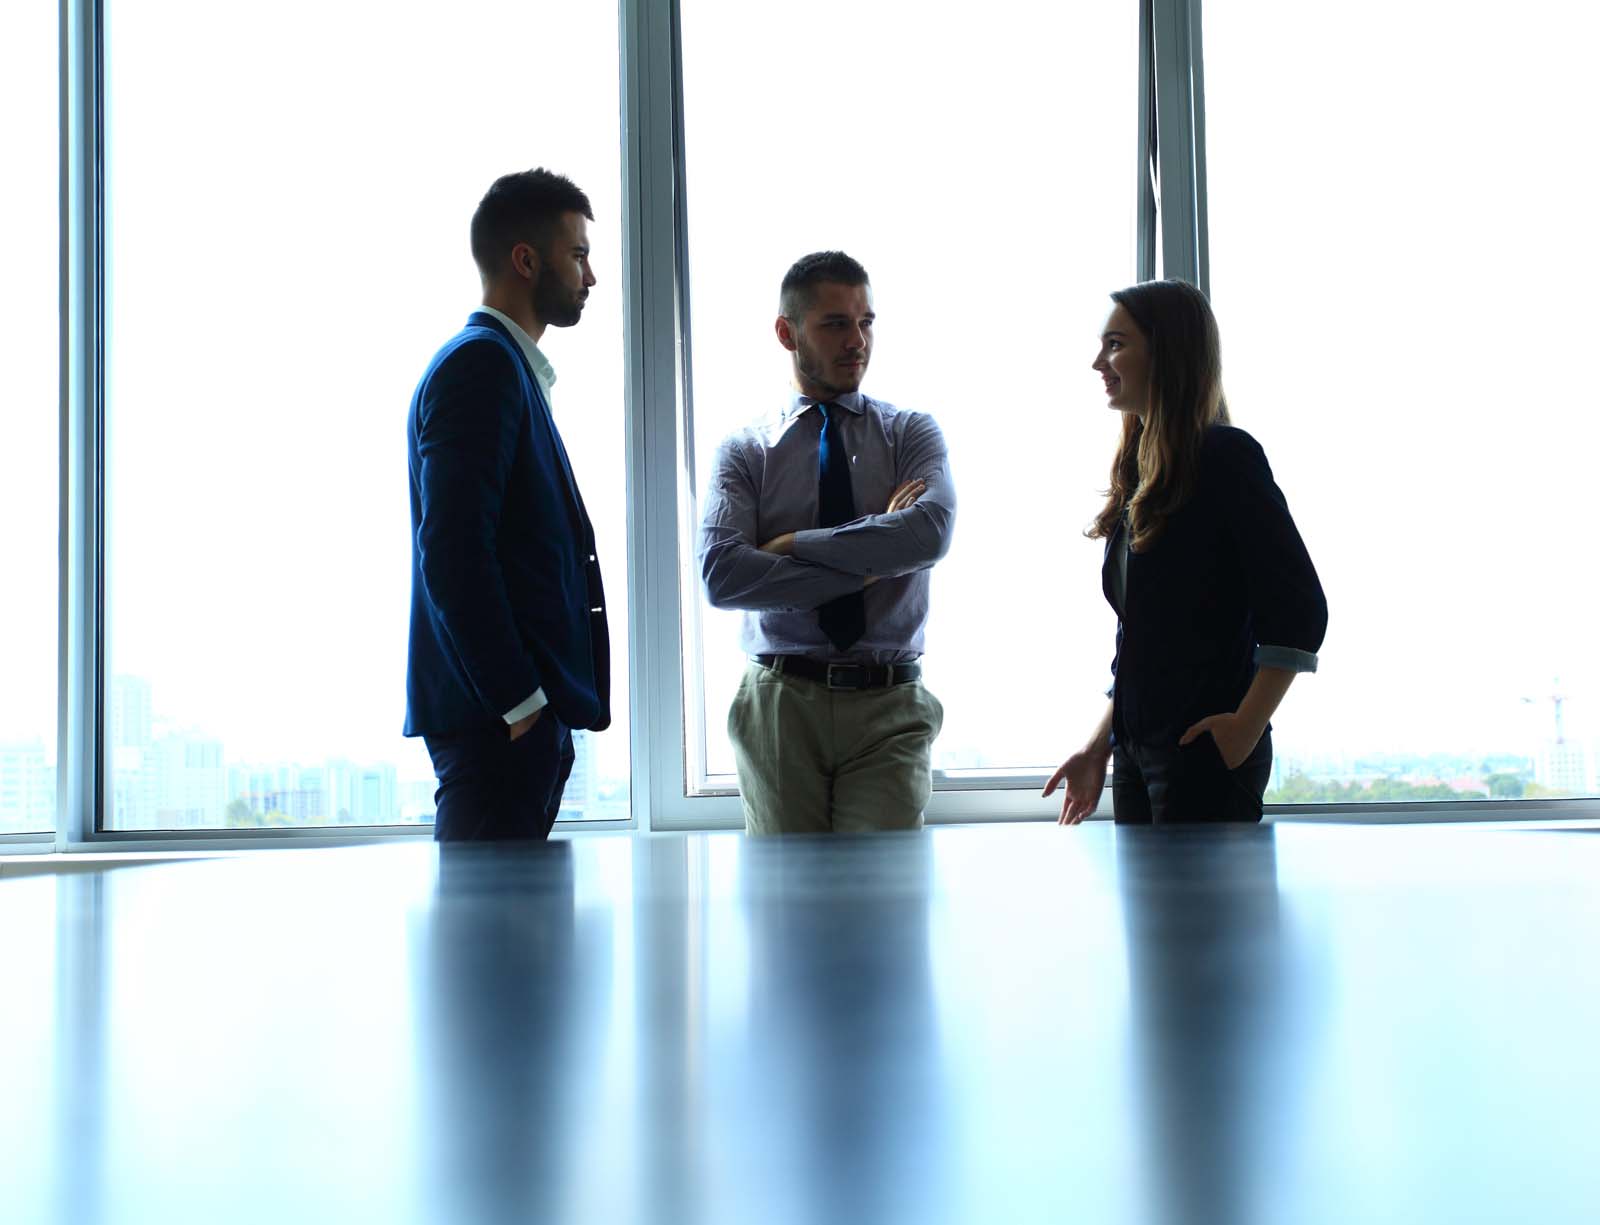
[727, 662, 945, 835]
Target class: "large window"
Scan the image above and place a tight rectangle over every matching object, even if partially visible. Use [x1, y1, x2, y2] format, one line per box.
[24, 1, 1600, 843]
[102, 0, 629, 830]
[1205, 1, 1600, 803]
[678, 0, 1139, 791]
[0, 1, 58, 836]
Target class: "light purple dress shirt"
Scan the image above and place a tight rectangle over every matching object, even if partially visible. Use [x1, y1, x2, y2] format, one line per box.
[698, 391, 956, 663]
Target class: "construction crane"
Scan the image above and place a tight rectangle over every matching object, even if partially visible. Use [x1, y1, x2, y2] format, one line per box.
[1522, 683, 1569, 744]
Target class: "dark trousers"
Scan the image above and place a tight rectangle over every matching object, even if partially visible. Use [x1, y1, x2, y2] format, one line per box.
[1113, 729, 1273, 824]
[424, 712, 575, 842]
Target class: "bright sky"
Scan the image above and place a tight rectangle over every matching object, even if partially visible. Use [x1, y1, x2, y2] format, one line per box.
[0, 0, 56, 733]
[3, 0, 1598, 826]
[1205, 0, 1600, 760]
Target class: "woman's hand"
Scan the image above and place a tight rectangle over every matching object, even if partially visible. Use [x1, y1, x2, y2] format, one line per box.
[1179, 711, 1265, 770]
[1043, 747, 1111, 825]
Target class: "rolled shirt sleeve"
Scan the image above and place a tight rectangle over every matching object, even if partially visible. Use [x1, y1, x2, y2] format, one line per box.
[1219, 430, 1328, 672]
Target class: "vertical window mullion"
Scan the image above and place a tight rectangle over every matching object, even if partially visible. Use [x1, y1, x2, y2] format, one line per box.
[1137, 0, 1158, 282]
[58, 0, 105, 849]
[621, 0, 689, 832]
[1150, 0, 1208, 291]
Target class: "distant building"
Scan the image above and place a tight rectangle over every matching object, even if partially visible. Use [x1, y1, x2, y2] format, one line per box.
[1533, 740, 1594, 796]
[398, 777, 438, 824]
[320, 759, 398, 823]
[96, 672, 607, 829]
[152, 733, 227, 828]
[0, 741, 54, 830]
[559, 730, 598, 819]
[229, 759, 399, 825]
[351, 763, 398, 823]
[111, 675, 153, 750]
[109, 675, 159, 827]
[112, 744, 156, 828]
[228, 762, 323, 822]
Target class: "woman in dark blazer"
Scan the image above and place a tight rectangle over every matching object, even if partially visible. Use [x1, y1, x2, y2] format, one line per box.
[1044, 279, 1327, 824]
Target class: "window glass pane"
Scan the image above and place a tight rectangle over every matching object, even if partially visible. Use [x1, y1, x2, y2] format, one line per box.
[681, 0, 1138, 788]
[0, 3, 58, 836]
[104, 0, 628, 829]
[1205, 2, 1600, 802]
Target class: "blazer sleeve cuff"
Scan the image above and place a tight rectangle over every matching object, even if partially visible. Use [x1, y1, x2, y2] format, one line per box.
[1255, 644, 1319, 673]
[503, 687, 549, 724]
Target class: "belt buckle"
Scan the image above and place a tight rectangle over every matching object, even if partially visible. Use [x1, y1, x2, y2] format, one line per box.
[825, 662, 863, 689]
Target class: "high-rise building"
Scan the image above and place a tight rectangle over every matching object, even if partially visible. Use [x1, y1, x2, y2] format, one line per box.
[228, 762, 325, 823]
[108, 676, 159, 826]
[399, 777, 438, 823]
[319, 759, 399, 823]
[152, 733, 227, 828]
[350, 763, 398, 823]
[0, 740, 53, 830]
[112, 743, 155, 827]
[1533, 740, 1593, 795]
[559, 730, 598, 819]
[227, 758, 401, 825]
[110, 675, 153, 749]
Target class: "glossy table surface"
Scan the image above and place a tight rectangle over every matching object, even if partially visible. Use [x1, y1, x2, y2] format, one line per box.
[3, 822, 1598, 1225]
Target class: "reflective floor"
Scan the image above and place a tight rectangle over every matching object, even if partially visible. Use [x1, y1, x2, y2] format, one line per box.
[3, 822, 1598, 1225]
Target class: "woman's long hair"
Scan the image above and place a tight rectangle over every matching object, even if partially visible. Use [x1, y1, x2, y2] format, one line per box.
[1088, 279, 1230, 552]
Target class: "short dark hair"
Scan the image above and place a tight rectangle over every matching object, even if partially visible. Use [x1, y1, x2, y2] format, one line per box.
[470, 168, 594, 279]
[779, 250, 869, 318]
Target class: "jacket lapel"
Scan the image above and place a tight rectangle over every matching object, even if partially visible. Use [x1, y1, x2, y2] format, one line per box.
[467, 312, 591, 540]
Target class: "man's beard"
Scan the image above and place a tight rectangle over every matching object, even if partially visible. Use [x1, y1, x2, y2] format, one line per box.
[797, 340, 865, 396]
[534, 277, 585, 328]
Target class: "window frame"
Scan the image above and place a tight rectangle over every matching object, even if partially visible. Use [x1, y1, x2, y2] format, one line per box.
[27, 0, 1595, 851]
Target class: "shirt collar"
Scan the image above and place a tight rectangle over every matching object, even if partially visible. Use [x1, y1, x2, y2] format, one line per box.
[476, 304, 557, 394]
[785, 390, 866, 421]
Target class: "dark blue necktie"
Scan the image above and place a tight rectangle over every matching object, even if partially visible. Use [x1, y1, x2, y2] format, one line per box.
[815, 401, 866, 652]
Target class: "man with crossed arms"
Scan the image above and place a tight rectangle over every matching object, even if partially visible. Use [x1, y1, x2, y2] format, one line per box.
[698, 250, 956, 834]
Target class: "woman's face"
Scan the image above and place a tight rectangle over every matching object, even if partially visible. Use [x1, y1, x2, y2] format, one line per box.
[1092, 302, 1151, 417]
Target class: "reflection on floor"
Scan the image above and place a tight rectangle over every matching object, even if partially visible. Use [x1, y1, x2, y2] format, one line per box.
[3, 822, 1597, 1224]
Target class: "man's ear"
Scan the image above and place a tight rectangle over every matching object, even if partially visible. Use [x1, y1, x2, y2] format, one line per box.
[775, 315, 798, 352]
[510, 241, 541, 282]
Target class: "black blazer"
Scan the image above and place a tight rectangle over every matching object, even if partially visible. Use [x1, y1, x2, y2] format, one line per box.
[1105, 425, 1326, 746]
[404, 312, 610, 738]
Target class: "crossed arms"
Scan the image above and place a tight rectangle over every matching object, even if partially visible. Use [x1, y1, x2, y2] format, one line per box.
[698, 412, 956, 612]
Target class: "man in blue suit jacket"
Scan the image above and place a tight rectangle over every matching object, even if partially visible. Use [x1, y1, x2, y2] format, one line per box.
[405, 168, 611, 841]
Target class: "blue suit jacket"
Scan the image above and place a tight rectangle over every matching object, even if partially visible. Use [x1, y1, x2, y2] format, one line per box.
[404, 312, 610, 738]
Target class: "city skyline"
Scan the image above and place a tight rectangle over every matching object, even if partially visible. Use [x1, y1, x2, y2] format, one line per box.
[0, 673, 626, 834]
[4, 665, 1595, 835]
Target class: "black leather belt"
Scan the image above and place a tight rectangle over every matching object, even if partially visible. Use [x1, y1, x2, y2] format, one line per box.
[753, 654, 921, 690]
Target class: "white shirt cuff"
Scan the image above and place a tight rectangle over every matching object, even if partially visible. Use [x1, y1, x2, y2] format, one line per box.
[503, 688, 548, 724]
